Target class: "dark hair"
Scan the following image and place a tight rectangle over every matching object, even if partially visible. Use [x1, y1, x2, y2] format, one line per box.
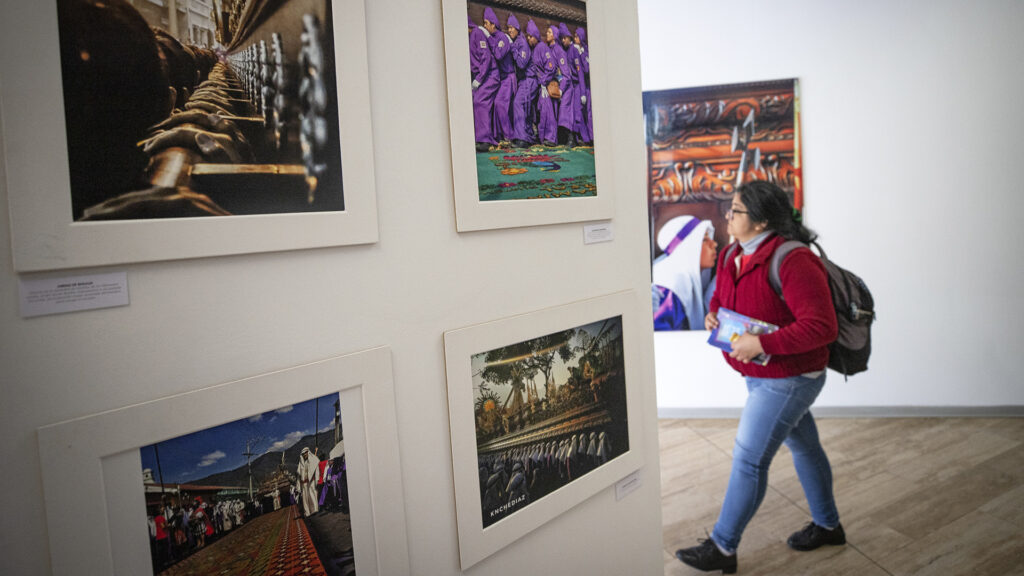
[736, 180, 816, 244]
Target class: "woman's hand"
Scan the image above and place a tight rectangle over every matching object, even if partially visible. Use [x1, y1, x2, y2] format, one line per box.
[729, 333, 765, 364]
[704, 311, 720, 331]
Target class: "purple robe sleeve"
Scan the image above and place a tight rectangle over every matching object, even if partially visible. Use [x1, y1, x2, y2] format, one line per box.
[653, 285, 688, 331]
[469, 28, 494, 85]
[532, 44, 554, 83]
[554, 46, 572, 90]
[490, 32, 512, 61]
[572, 51, 586, 87]
[512, 37, 530, 70]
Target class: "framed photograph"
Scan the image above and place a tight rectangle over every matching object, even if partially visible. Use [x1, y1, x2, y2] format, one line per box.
[443, 291, 644, 568]
[441, 0, 614, 231]
[0, 0, 378, 272]
[37, 347, 410, 576]
[643, 78, 802, 332]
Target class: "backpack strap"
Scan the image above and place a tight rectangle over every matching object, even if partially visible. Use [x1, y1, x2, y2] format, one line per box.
[727, 240, 816, 301]
[768, 240, 807, 300]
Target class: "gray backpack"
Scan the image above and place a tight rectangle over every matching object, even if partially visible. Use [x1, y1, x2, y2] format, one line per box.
[725, 240, 875, 379]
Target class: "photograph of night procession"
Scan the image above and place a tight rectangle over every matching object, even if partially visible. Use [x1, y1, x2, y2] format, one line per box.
[471, 315, 628, 528]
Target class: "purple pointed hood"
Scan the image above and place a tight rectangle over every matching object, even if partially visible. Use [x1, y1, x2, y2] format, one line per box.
[558, 22, 571, 39]
[483, 7, 498, 25]
[468, 15, 475, 28]
[507, 12, 520, 30]
[576, 27, 587, 44]
[549, 24, 560, 41]
[526, 19, 540, 39]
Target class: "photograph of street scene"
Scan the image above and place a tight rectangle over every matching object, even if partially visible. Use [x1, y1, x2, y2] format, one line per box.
[471, 315, 628, 528]
[139, 392, 355, 576]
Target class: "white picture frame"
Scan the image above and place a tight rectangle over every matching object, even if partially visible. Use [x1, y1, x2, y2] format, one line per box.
[0, 0, 378, 272]
[443, 290, 645, 569]
[440, 0, 614, 232]
[36, 346, 409, 576]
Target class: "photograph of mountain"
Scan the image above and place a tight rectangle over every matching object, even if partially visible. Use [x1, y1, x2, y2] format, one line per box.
[140, 392, 355, 575]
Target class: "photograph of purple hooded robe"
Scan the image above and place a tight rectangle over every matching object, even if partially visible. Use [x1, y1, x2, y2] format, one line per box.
[451, 1, 596, 203]
[489, 10, 518, 142]
[469, 14, 500, 146]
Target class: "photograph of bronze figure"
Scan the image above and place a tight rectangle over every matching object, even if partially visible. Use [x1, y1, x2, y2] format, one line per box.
[56, 0, 344, 220]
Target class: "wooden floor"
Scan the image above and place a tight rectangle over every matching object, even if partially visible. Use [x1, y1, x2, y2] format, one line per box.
[659, 417, 1024, 576]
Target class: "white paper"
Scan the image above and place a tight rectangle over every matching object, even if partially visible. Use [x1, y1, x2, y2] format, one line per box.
[583, 221, 614, 244]
[615, 470, 641, 501]
[20, 272, 129, 318]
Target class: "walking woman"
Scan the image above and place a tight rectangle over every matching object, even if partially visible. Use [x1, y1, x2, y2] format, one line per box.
[676, 181, 844, 573]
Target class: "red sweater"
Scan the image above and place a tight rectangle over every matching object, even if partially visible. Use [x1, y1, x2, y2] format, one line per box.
[709, 234, 837, 377]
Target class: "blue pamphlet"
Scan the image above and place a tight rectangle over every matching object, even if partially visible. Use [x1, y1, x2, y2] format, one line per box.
[707, 308, 779, 366]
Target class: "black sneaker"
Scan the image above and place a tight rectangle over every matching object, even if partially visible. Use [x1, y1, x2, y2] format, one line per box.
[675, 538, 737, 574]
[787, 522, 846, 551]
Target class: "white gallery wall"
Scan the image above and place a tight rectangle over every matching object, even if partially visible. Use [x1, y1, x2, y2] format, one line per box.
[639, 0, 1024, 414]
[0, 1, 664, 575]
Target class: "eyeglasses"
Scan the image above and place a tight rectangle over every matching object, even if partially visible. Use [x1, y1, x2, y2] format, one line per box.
[725, 208, 749, 219]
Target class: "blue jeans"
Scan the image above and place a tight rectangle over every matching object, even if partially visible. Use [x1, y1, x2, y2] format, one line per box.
[711, 372, 839, 553]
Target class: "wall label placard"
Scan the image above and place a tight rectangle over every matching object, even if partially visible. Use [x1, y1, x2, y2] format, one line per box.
[615, 469, 642, 501]
[20, 271, 129, 317]
[584, 221, 614, 244]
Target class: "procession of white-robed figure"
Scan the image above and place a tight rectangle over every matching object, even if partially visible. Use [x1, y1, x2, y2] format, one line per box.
[140, 392, 353, 575]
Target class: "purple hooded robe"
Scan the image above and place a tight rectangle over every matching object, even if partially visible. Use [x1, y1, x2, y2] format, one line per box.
[534, 25, 561, 144]
[510, 15, 530, 81]
[575, 27, 593, 143]
[469, 14, 499, 145]
[489, 9, 517, 141]
[510, 19, 542, 144]
[554, 23, 579, 136]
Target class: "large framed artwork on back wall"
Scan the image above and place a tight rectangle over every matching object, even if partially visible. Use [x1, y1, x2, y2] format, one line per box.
[644, 79, 803, 332]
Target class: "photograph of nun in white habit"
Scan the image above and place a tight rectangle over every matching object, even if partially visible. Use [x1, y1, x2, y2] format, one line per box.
[652, 215, 718, 331]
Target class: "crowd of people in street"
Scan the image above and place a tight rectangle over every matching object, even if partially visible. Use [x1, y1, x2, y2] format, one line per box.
[469, 6, 593, 151]
[145, 446, 348, 573]
[146, 496, 261, 572]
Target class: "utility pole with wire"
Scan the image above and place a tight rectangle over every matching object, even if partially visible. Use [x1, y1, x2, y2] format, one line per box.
[243, 439, 256, 501]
